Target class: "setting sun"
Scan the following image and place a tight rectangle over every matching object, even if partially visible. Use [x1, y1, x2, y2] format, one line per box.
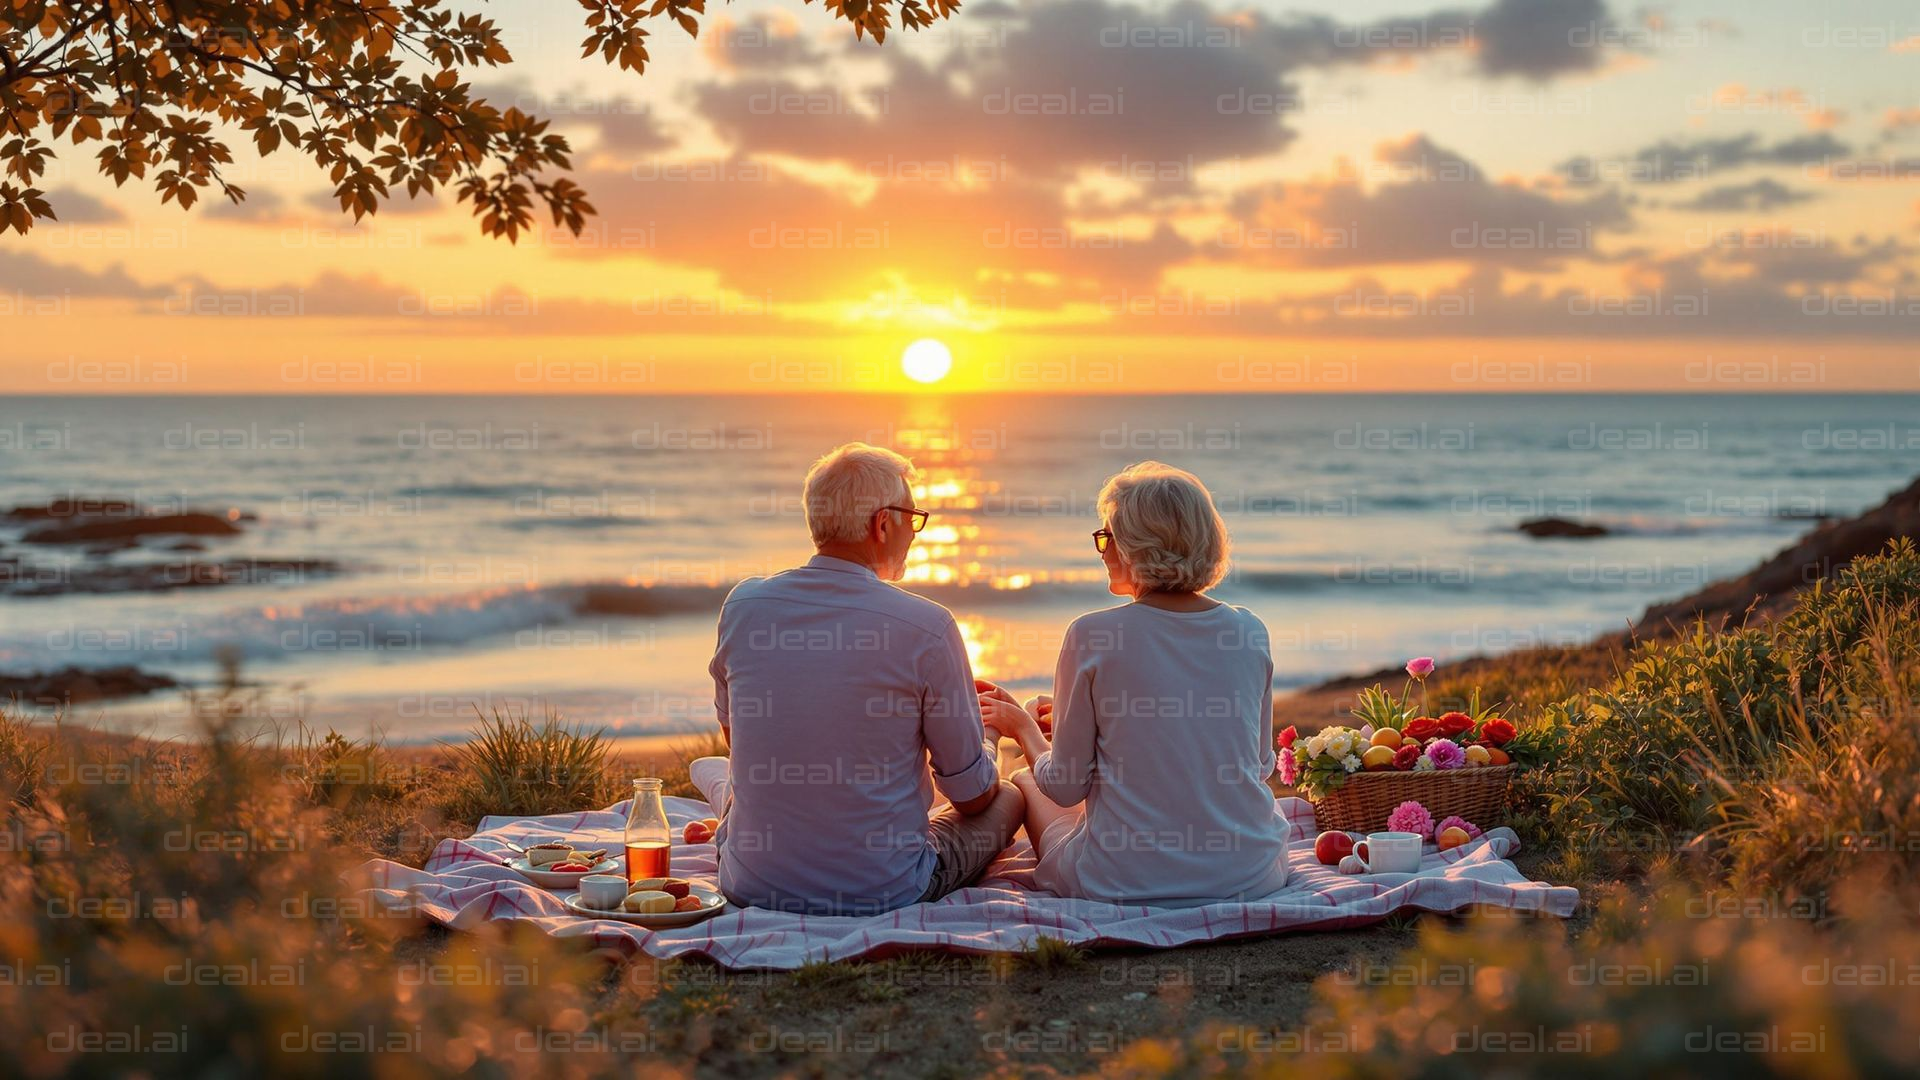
[901, 339, 954, 385]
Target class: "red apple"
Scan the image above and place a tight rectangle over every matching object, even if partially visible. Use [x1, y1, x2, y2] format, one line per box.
[683, 820, 714, 844]
[1313, 831, 1356, 865]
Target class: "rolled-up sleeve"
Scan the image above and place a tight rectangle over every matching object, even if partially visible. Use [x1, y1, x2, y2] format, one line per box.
[921, 617, 997, 804]
[1033, 622, 1097, 806]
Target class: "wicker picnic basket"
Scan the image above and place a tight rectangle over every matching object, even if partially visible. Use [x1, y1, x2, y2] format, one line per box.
[1308, 763, 1518, 834]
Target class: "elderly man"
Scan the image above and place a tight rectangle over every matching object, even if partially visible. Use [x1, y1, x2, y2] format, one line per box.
[698, 442, 1022, 915]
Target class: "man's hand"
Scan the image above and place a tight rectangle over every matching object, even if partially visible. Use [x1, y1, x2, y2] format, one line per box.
[975, 678, 1016, 705]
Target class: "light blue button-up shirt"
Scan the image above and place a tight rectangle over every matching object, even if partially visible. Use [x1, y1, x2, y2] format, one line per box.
[709, 554, 999, 914]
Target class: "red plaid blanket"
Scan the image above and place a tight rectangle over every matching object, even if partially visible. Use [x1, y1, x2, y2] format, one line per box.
[352, 792, 1577, 969]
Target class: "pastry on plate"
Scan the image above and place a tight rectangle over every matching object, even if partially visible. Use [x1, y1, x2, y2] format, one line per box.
[627, 877, 693, 899]
[622, 890, 675, 914]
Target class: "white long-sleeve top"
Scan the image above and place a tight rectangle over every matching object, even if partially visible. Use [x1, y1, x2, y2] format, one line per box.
[1031, 601, 1290, 905]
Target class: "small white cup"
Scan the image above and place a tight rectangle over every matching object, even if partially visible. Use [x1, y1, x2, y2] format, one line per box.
[1354, 831, 1422, 874]
[578, 874, 628, 910]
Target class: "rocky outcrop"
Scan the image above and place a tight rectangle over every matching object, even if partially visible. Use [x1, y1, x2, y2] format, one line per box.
[0, 666, 180, 706]
[1635, 475, 1920, 633]
[1517, 516, 1610, 539]
[22, 512, 242, 545]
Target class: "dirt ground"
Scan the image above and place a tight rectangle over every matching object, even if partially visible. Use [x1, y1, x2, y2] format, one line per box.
[552, 851, 1575, 1077]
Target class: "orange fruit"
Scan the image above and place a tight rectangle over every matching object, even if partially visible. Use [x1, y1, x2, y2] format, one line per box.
[1369, 728, 1402, 749]
[1361, 745, 1395, 771]
[1486, 747, 1510, 766]
[1436, 826, 1471, 852]
[1464, 744, 1491, 766]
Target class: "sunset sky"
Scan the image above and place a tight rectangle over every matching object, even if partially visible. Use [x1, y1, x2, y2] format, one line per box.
[6, 0, 1920, 393]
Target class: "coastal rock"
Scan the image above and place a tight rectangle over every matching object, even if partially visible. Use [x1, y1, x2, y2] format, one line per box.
[0, 665, 180, 706]
[2, 497, 140, 521]
[22, 512, 242, 545]
[1516, 517, 1610, 539]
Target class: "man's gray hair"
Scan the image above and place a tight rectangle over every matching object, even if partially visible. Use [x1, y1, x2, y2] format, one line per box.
[803, 442, 916, 546]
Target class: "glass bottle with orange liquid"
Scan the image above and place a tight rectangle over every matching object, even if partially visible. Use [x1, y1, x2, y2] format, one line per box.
[625, 777, 671, 884]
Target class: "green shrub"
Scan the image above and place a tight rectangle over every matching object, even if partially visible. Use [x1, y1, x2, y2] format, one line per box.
[1716, 684, 1920, 906]
[1541, 541, 1920, 876]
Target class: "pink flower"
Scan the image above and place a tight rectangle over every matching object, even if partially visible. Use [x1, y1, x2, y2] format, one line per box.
[1277, 749, 1300, 786]
[1425, 738, 1466, 770]
[1437, 815, 1482, 840]
[1386, 800, 1434, 839]
[1405, 657, 1435, 679]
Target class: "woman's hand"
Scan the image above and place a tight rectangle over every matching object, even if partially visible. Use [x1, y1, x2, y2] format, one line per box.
[981, 693, 1052, 769]
[979, 694, 1037, 744]
[1024, 694, 1054, 735]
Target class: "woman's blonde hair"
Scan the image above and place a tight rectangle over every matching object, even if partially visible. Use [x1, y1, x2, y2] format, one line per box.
[1098, 461, 1230, 593]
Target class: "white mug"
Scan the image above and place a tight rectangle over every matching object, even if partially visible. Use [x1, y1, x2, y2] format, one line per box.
[1353, 831, 1422, 874]
[578, 874, 629, 910]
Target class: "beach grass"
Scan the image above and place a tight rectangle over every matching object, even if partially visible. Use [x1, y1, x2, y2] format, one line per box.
[6, 541, 1920, 1075]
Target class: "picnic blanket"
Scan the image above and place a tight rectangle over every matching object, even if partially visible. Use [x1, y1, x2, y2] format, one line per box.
[353, 768, 1578, 969]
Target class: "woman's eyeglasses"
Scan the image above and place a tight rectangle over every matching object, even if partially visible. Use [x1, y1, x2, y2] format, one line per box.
[880, 506, 931, 533]
[1092, 528, 1113, 553]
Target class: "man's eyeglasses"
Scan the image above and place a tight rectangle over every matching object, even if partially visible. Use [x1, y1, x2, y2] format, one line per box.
[1092, 528, 1113, 553]
[880, 506, 930, 533]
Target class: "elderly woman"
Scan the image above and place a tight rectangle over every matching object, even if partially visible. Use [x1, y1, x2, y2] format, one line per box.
[980, 461, 1290, 905]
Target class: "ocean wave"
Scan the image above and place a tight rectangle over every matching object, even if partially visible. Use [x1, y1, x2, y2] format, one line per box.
[497, 516, 658, 532]
[395, 482, 573, 500]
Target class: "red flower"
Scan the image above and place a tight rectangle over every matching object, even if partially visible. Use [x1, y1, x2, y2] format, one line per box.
[1403, 716, 1440, 741]
[1481, 718, 1517, 746]
[1278, 725, 1298, 750]
[1391, 744, 1420, 770]
[1438, 711, 1474, 737]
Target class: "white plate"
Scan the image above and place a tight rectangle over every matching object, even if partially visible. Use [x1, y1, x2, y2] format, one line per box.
[506, 856, 620, 889]
[565, 886, 727, 928]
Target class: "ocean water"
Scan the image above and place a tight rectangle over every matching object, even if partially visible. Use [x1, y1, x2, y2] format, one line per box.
[1, 393, 1914, 742]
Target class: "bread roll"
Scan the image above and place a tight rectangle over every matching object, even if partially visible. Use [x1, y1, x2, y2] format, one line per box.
[622, 890, 674, 914]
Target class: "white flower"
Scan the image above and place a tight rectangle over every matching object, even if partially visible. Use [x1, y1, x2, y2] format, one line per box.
[1305, 735, 1328, 758]
[1341, 754, 1362, 773]
[1413, 755, 1436, 772]
[1326, 731, 1355, 758]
